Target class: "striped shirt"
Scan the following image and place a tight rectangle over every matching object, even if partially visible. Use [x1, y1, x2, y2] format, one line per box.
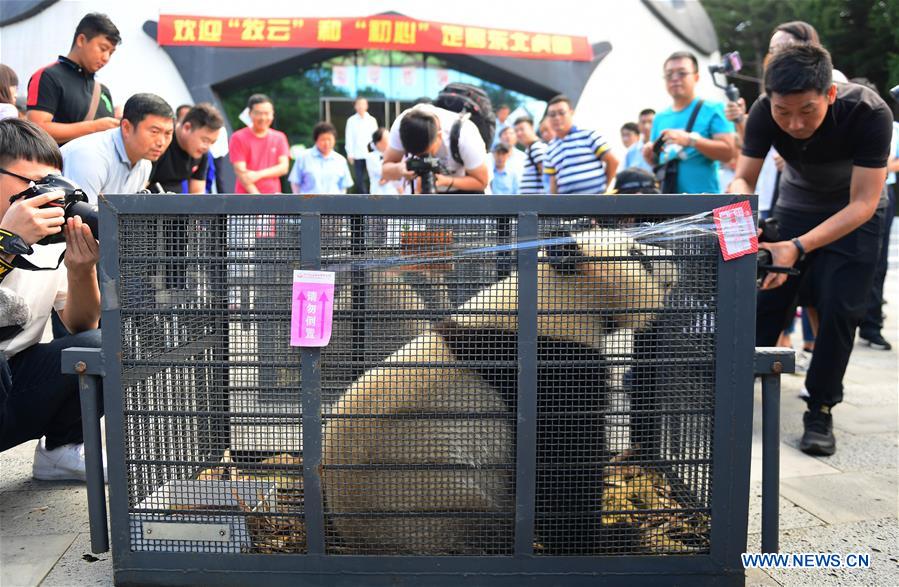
[543, 126, 611, 194]
[521, 140, 548, 194]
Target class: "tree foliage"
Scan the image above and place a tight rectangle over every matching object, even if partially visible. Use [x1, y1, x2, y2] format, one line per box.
[703, 0, 899, 108]
[220, 69, 350, 147]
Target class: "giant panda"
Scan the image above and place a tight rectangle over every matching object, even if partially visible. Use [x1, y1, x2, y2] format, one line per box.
[321, 227, 678, 555]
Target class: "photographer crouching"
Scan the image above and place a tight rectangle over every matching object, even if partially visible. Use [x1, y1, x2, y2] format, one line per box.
[381, 104, 489, 194]
[0, 118, 101, 480]
[728, 44, 893, 456]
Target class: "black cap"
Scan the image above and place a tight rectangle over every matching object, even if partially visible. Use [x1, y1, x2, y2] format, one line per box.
[611, 167, 659, 194]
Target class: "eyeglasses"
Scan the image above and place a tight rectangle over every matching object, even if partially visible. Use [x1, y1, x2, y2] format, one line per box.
[664, 70, 696, 81]
[0, 167, 38, 185]
[545, 110, 569, 118]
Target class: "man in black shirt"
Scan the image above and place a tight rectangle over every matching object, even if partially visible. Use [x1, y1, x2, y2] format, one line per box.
[729, 44, 892, 456]
[149, 103, 223, 194]
[26, 13, 120, 144]
[148, 104, 223, 291]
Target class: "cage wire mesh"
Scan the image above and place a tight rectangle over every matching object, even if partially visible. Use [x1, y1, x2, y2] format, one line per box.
[116, 211, 717, 557]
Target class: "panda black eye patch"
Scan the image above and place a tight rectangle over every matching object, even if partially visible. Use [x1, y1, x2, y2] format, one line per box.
[629, 247, 655, 274]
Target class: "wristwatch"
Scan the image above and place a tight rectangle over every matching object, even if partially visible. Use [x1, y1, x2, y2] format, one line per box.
[791, 237, 806, 262]
[688, 132, 701, 148]
[0, 228, 33, 255]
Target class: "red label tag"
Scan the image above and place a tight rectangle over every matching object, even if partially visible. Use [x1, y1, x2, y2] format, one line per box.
[713, 201, 757, 261]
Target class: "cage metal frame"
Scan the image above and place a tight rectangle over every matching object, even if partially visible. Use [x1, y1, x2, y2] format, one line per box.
[82, 194, 756, 586]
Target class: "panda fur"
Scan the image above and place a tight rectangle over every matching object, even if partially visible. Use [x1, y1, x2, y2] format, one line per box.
[322, 227, 678, 555]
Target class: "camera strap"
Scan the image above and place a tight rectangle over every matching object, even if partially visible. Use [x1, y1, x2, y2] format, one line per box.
[449, 113, 469, 166]
[11, 249, 66, 272]
[84, 80, 101, 122]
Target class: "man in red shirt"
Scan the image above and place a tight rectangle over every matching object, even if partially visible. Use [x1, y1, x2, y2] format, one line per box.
[228, 94, 289, 193]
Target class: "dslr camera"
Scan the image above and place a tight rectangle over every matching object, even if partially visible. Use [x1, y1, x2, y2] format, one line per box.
[405, 155, 444, 195]
[709, 51, 743, 102]
[9, 174, 98, 244]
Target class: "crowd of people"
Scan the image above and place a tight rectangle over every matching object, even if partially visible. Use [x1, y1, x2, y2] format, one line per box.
[0, 12, 897, 483]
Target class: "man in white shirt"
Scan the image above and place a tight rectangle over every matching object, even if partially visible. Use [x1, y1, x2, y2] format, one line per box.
[61, 93, 174, 202]
[382, 103, 489, 194]
[344, 97, 379, 194]
[0, 118, 101, 481]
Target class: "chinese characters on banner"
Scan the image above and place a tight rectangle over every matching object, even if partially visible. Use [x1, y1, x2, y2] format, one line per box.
[157, 14, 593, 61]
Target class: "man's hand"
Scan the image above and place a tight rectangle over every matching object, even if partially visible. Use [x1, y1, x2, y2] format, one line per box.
[0, 191, 65, 246]
[724, 98, 746, 123]
[92, 117, 120, 132]
[347, 156, 355, 165]
[62, 215, 99, 276]
[659, 129, 690, 147]
[642, 141, 656, 166]
[242, 170, 261, 185]
[727, 178, 753, 194]
[758, 240, 799, 290]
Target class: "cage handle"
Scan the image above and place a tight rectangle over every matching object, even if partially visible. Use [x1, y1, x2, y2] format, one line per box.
[62, 347, 109, 554]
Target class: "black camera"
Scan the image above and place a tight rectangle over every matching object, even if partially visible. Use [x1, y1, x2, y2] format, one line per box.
[9, 174, 98, 244]
[405, 155, 443, 194]
[757, 217, 799, 286]
[709, 51, 743, 102]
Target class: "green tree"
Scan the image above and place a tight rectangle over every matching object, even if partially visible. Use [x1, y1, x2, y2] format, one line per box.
[703, 0, 899, 106]
[220, 68, 350, 147]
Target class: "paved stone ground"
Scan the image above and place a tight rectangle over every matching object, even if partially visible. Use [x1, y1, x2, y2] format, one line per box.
[1, 229, 896, 586]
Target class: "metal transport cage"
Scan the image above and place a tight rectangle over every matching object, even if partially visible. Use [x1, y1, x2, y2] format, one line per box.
[69, 194, 760, 586]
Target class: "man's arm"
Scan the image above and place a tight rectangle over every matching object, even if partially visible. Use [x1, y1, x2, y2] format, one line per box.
[797, 166, 884, 253]
[232, 160, 260, 194]
[752, 166, 886, 290]
[642, 141, 656, 167]
[58, 216, 100, 333]
[188, 179, 206, 194]
[435, 163, 489, 193]
[727, 154, 765, 194]
[661, 129, 736, 163]
[601, 150, 619, 183]
[243, 156, 289, 184]
[345, 119, 355, 164]
[382, 147, 415, 182]
[27, 110, 119, 144]
[550, 175, 559, 195]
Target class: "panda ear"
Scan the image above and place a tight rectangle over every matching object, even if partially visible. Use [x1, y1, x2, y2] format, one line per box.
[543, 233, 585, 276]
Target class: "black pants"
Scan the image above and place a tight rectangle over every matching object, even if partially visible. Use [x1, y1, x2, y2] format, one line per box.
[756, 206, 884, 409]
[353, 159, 370, 194]
[0, 329, 102, 452]
[860, 184, 896, 336]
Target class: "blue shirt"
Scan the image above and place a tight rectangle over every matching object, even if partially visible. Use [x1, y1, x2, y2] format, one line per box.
[543, 126, 611, 194]
[289, 147, 354, 194]
[624, 139, 653, 173]
[491, 166, 520, 195]
[651, 98, 734, 193]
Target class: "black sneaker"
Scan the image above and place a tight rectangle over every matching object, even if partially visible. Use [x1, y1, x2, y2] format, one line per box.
[859, 331, 892, 351]
[800, 407, 835, 456]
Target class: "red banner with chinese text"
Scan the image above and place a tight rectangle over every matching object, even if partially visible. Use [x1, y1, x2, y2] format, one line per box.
[157, 14, 593, 61]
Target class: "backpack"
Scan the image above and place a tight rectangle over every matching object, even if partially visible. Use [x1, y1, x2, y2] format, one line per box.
[434, 83, 496, 166]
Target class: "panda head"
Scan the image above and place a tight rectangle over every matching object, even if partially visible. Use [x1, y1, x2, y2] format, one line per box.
[541, 227, 678, 332]
[448, 227, 678, 347]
